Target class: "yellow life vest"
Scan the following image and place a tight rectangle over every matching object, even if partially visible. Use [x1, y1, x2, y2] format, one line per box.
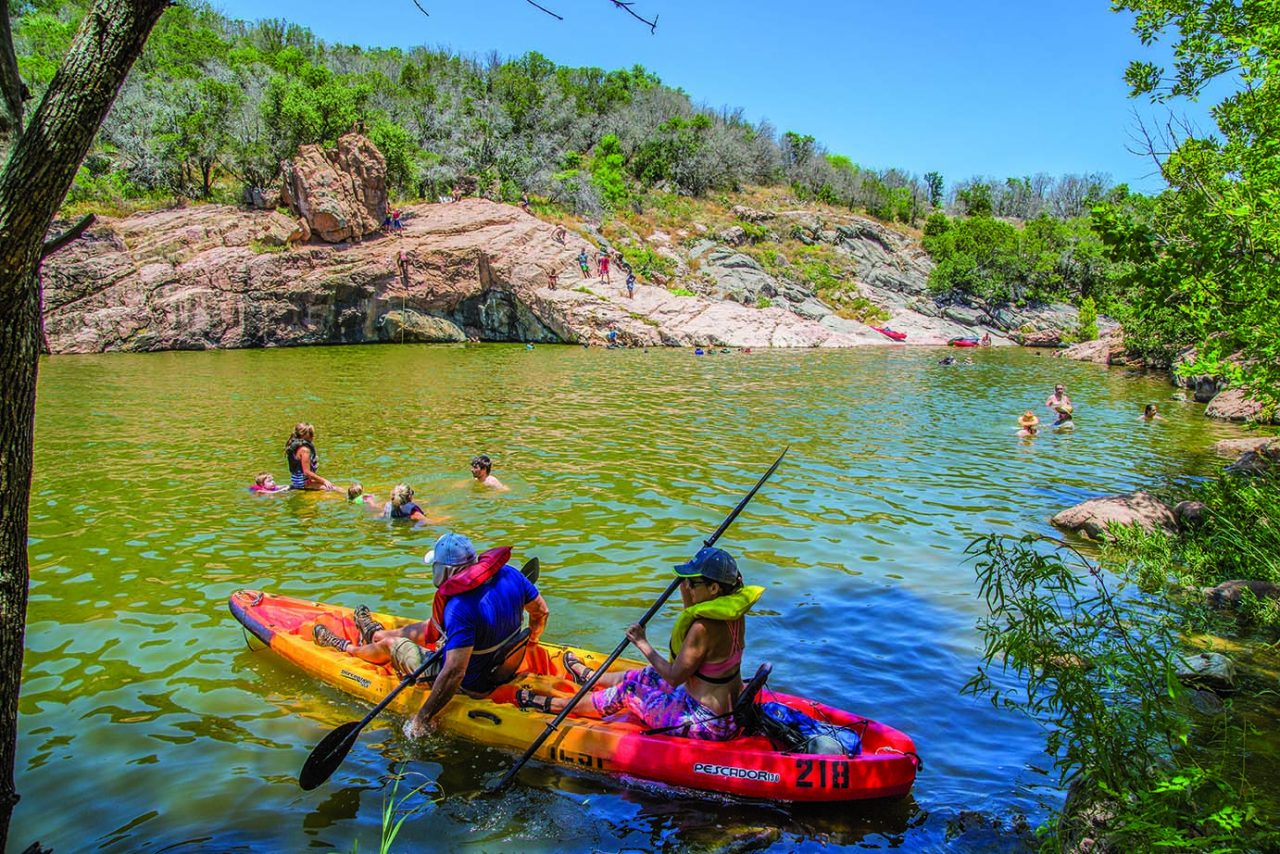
[669, 585, 765, 657]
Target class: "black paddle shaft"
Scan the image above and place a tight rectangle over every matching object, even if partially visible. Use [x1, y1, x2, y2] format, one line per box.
[489, 446, 789, 793]
[299, 645, 446, 790]
[299, 555, 541, 791]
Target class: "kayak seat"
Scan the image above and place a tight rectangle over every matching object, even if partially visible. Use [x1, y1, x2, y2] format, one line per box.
[732, 662, 772, 724]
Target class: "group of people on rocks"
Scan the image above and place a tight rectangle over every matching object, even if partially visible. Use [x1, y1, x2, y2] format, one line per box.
[262, 422, 757, 741]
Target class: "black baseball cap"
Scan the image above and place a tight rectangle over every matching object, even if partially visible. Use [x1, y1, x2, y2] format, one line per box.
[674, 547, 739, 585]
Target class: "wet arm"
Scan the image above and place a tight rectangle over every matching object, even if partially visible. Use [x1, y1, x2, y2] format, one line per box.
[411, 646, 471, 730]
[525, 594, 549, 644]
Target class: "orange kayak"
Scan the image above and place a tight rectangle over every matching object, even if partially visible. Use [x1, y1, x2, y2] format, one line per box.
[229, 589, 920, 802]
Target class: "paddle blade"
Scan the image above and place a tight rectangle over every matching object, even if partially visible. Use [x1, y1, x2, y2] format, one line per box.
[299, 720, 363, 790]
[520, 557, 540, 584]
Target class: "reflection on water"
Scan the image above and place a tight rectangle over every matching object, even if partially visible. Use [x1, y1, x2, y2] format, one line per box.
[14, 344, 1249, 851]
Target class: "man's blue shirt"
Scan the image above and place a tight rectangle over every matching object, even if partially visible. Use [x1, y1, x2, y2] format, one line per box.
[442, 565, 538, 690]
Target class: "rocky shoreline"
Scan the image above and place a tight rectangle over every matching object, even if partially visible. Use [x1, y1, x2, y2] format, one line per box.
[40, 132, 1091, 355]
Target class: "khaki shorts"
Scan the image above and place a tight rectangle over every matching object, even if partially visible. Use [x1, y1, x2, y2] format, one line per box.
[389, 638, 440, 683]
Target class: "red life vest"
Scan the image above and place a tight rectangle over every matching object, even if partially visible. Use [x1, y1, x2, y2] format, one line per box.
[426, 546, 512, 640]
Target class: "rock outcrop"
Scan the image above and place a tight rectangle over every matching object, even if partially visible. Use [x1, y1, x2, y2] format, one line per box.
[1051, 491, 1178, 540]
[1205, 388, 1275, 423]
[40, 186, 1091, 353]
[280, 131, 386, 243]
[40, 200, 896, 353]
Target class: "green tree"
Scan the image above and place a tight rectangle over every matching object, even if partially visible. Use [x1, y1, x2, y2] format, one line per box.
[924, 170, 943, 207]
[589, 132, 628, 208]
[1107, 0, 1280, 405]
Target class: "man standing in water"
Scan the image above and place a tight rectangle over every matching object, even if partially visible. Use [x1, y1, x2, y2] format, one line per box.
[470, 455, 509, 491]
[1046, 383, 1074, 426]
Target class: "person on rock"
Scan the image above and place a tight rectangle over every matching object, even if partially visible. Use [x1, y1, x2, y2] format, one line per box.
[553, 224, 567, 245]
[515, 547, 760, 742]
[312, 533, 549, 736]
[577, 249, 591, 279]
[597, 251, 611, 284]
[285, 423, 336, 491]
[626, 271, 636, 299]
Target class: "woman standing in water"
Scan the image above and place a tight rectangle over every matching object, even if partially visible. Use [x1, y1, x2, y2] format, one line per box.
[285, 423, 336, 491]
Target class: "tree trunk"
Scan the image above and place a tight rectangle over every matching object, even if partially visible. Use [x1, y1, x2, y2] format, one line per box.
[0, 1, 169, 846]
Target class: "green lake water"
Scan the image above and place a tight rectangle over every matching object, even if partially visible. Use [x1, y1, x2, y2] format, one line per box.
[11, 343, 1254, 852]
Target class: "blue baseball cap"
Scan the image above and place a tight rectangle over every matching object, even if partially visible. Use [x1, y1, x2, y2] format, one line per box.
[424, 532, 477, 569]
[674, 547, 740, 585]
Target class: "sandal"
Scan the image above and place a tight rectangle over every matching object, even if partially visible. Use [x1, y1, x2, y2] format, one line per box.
[352, 604, 385, 646]
[515, 687, 553, 713]
[563, 650, 595, 685]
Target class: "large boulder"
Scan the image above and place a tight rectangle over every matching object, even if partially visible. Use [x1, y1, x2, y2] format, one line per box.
[1057, 330, 1127, 365]
[1206, 388, 1276, 423]
[1213, 437, 1280, 458]
[1203, 579, 1280, 609]
[376, 309, 466, 343]
[1051, 491, 1178, 540]
[281, 131, 386, 243]
[1020, 329, 1063, 348]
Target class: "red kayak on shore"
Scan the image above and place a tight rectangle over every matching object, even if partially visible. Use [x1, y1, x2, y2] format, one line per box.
[872, 327, 907, 342]
[948, 337, 980, 347]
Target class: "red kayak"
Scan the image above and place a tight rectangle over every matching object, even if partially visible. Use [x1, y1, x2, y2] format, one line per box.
[229, 590, 920, 802]
[948, 337, 979, 347]
[872, 327, 907, 342]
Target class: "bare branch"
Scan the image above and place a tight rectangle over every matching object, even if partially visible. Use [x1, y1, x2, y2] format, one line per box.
[40, 213, 95, 260]
[524, 0, 564, 21]
[410, 0, 429, 17]
[608, 0, 658, 33]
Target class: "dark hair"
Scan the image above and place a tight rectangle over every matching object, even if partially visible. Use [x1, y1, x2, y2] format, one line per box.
[471, 454, 492, 472]
[1144, 403, 1157, 415]
[702, 573, 743, 595]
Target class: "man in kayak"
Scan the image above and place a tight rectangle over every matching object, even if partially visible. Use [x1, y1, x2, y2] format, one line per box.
[313, 533, 549, 735]
[515, 547, 762, 741]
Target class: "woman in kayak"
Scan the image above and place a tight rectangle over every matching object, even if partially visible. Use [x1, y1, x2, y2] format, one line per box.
[517, 546, 763, 741]
[285, 423, 336, 491]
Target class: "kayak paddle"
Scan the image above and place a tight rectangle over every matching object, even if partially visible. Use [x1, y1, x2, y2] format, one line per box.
[488, 447, 788, 793]
[299, 555, 541, 791]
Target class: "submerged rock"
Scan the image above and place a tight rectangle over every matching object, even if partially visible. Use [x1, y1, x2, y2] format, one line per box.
[1175, 652, 1237, 693]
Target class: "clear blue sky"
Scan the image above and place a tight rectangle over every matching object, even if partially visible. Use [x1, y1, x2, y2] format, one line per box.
[209, 0, 1215, 193]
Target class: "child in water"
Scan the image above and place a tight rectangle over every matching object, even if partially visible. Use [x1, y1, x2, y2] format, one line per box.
[249, 472, 287, 493]
[347, 483, 380, 509]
